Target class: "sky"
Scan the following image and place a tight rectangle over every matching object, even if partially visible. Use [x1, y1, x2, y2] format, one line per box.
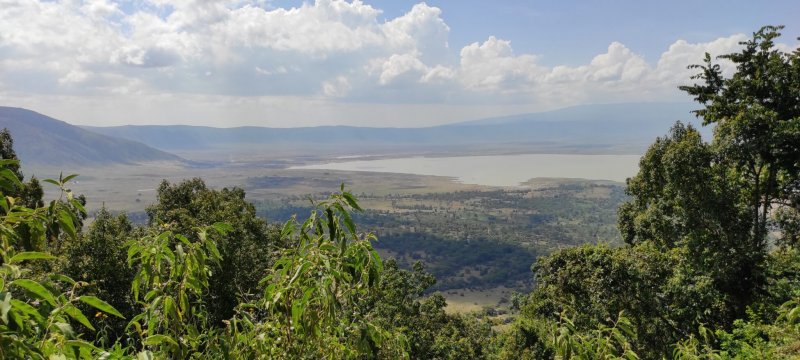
[0, 0, 797, 128]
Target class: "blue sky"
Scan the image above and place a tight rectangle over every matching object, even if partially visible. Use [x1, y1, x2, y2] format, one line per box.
[0, 0, 797, 127]
[370, 0, 800, 64]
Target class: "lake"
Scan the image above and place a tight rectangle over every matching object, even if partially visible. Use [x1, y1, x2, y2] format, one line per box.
[291, 153, 641, 186]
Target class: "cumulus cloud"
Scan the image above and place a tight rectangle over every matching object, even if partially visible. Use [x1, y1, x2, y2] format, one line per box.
[458, 36, 543, 92]
[0, 0, 794, 126]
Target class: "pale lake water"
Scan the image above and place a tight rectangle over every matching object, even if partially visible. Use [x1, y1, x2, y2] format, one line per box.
[291, 153, 642, 187]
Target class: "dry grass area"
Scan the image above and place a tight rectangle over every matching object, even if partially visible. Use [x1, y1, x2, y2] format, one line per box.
[26, 161, 485, 216]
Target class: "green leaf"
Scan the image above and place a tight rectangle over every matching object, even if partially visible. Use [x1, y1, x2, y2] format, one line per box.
[42, 178, 60, 186]
[65, 339, 100, 353]
[787, 305, 800, 323]
[50, 274, 77, 286]
[0, 292, 10, 324]
[62, 174, 79, 183]
[127, 243, 141, 264]
[9, 251, 56, 263]
[205, 240, 221, 260]
[78, 296, 124, 319]
[342, 191, 362, 211]
[281, 218, 295, 238]
[58, 210, 77, 239]
[53, 322, 75, 338]
[339, 206, 357, 236]
[0, 169, 21, 188]
[11, 279, 56, 306]
[292, 301, 303, 330]
[0, 159, 20, 167]
[136, 350, 155, 360]
[143, 334, 179, 347]
[64, 304, 95, 331]
[70, 198, 86, 216]
[10, 298, 44, 323]
[175, 234, 191, 246]
[212, 222, 233, 234]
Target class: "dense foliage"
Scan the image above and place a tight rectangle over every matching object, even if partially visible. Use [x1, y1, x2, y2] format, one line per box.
[0, 25, 798, 359]
[500, 25, 800, 359]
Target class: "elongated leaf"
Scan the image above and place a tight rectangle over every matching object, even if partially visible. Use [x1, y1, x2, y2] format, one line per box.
[292, 300, 303, 330]
[65, 339, 100, 353]
[281, 217, 296, 238]
[42, 178, 60, 186]
[79, 296, 124, 319]
[787, 305, 800, 323]
[212, 222, 233, 234]
[64, 304, 95, 331]
[0, 169, 21, 188]
[338, 205, 357, 237]
[11, 279, 56, 306]
[58, 210, 77, 239]
[53, 322, 75, 338]
[9, 251, 56, 263]
[9, 299, 44, 323]
[143, 334, 178, 347]
[1, 292, 10, 324]
[205, 240, 221, 260]
[50, 274, 77, 286]
[342, 191, 362, 211]
[70, 198, 86, 216]
[62, 174, 79, 183]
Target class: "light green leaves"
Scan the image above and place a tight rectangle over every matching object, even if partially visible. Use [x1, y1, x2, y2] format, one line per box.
[9, 251, 55, 263]
[143, 334, 179, 347]
[63, 304, 95, 331]
[0, 292, 11, 324]
[12, 279, 56, 306]
[79, 296, 125, 319]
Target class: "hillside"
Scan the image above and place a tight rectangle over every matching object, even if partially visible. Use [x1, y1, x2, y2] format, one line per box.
[83, 102, 707, 154]
[0, 107, 182, 165]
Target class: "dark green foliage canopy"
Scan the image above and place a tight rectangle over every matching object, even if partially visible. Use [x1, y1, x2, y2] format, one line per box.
[504, 25, 800, 359]
[145, 178, 280, 324]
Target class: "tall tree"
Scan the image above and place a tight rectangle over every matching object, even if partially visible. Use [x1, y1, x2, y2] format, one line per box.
[679, 25, 800, 249]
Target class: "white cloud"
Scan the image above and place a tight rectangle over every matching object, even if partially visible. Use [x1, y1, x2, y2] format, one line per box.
[0, 0, 793, 126]
[458, 36, 543, 92]
[322, 76, 351, 97]
[81, 0, 121, 19]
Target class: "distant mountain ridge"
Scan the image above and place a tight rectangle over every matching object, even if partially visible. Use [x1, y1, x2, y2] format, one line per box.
[0, 107, 182, 165]
[83, 102, 708, 154]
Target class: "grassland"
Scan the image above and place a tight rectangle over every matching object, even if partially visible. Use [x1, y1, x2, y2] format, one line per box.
[27, 159, 626, 314]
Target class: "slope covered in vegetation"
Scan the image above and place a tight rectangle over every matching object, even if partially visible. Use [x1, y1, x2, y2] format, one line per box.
[0, 107, 182, 165]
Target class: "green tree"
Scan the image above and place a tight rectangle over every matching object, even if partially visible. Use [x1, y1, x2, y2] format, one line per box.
[62, 208, 139, 344]
[679, 25, 800, 249]
[0, 128, 43, 210]
[126, 223, 229, 359]
[507, 26, 800, 359]
[219, 188, 407, 359]
[516, 243, 684, 358]
[146, 178, 279, 325]
[0, 161, 124, 359]
[367, 261, 493, 359]
[618, 123, 755, 317]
